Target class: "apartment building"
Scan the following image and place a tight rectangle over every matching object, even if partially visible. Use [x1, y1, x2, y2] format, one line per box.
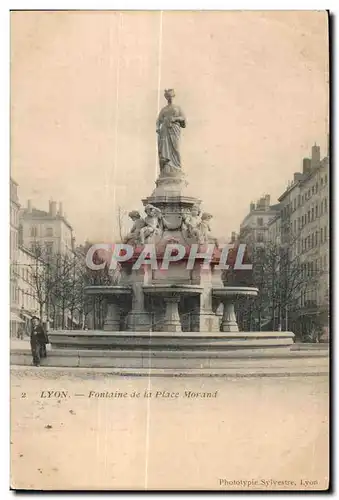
[17, 245, 41, 333]
[20, 200, 75, 256]
[10, 178, 22, 335]
[277, 143, 329, 334]
[239, 194, 280, 245]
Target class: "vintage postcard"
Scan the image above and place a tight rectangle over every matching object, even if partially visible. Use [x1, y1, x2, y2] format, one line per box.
[10, 10, 330, 491]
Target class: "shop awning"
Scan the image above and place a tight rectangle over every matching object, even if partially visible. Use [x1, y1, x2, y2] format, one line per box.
[20, 311, 32, 319]
[10, 312, 25, 323]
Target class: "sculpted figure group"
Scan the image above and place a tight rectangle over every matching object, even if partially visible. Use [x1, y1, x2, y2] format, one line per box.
[124, 204, 218, 246]
[124, 205, 167, 245]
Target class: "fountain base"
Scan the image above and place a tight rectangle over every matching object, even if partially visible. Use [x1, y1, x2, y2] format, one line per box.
[47, 329, 294, 352]
[11, 330, 330, 378]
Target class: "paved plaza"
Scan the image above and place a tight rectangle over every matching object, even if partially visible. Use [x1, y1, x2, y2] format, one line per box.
[11, 366, 329, 490]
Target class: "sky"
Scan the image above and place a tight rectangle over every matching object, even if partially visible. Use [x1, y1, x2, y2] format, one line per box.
[10, 10, 329, 244]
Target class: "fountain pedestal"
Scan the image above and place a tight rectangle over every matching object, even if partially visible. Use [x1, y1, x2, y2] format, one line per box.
[103, 301, 121, 331]
[163, 295, 182, 332]
[85, 286, 132, 332]
[126, 281, 152, 332]
[212, 286, 259, 333]
[143, 284, 203, 333]
[221, 301, 239, 332]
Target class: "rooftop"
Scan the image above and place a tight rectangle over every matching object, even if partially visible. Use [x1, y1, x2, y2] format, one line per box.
[21, 207, 74, 231]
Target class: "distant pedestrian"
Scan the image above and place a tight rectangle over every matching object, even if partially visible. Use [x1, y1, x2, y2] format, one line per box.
[17, 324, 24, 340]
[30, 316, 49, 367]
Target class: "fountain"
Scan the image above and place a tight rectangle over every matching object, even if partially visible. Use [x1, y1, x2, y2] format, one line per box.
[48, 88, 295, 366]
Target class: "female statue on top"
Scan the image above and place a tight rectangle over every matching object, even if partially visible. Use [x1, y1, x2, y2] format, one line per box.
[156, 89, 186, 172]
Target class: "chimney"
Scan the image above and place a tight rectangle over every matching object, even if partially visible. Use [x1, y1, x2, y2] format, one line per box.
[58, 202, 63, 216]
[250, 202, 255, 211]
[257, 197, 265, 209]
[49, 200, 57, 217]
[27, 200, 32, 213]
[311, 143, 320, 168]
[293, 172, 303, 183]
[303, 158, 311, 174]
[265, 194, 270, 208]
[231, 231, 236, 243]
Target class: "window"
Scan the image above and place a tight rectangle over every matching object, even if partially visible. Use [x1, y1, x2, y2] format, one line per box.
[321, 228, 323, 243]
[325, 174, 328, 184]
[311, 207, 314, 221]
[308, 189, 311, 198]
[293, 220, 297, 232]
[30, 226, 37, 237]
[311, 233, 314, 248]
[324, 198, 328, 213]
[324, 255, 327, 268]
[321, 201, 324, 215]
[301, 195, 304, 204]
[316, 205, 318, 217]
[315, 231, 318, 246]
[312, 186, 315, 195]
[321, 177, 324, 186]
[324, 226, 327, 241]
[46, 227, 53, 237]
[293, 199, 296, 210]
[307, 211, 310, 223]
[257, 217, 263, 227]
[298, 194, 301, 206]
[316, 182, 319, 193]
[298, 217, 301, 229]
[45, 242, 54, 254]
[257, 232, 264, 243]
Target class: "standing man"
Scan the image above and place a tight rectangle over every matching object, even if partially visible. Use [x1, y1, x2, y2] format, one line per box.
[30, 316, 49, 367]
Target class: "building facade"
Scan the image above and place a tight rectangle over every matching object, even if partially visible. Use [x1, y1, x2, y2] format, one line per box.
[239, 195, 280, 245]
[276, 143, 329, 338]
[267, 213, 281, 246]
[19, 200, 75, 256]
[10, 178, 22, 335]
[17, 245, 41, 334]
[235, 141, 329, 339]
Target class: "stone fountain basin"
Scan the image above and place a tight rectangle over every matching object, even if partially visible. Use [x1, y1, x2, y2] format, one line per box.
[212, 286, 259, 298]
[48, 330, 295, 351]
[84, 285, 132, 296]
[143, 284, 203, 296]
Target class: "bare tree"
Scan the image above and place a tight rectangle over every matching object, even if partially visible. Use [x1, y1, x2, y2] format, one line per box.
[117, 206, 127, 242]
[224, 233, 321, 338]
[18, 242, 57, 326]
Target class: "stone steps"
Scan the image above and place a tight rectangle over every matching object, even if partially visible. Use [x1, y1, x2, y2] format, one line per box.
[11, 345, 329, 376]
